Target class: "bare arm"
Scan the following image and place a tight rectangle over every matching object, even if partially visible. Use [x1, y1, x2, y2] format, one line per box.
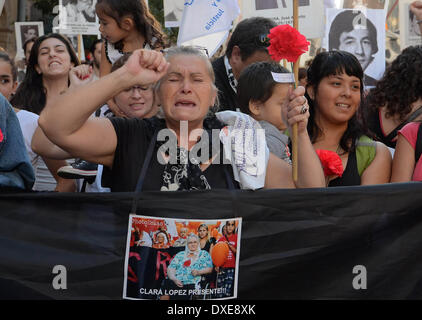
[265, 86, 325, 189]
[32, 126, 73, 160]
[42, 157, 77, 192]
[38, 50, 169, 168]
[361, 142, 392, 185]
[391, 135, 414, 182]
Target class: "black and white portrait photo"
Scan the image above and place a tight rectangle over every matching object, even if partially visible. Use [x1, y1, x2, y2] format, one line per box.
[326, 9, 385, 88]
[14, 22, 44, 58]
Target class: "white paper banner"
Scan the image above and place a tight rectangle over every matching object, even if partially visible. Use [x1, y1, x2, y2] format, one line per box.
[177, 0, 240, 57]
[58, 0, 99, 35]
[241, 0, 324, 39]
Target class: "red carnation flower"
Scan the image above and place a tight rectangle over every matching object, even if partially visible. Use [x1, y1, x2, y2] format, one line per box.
[316, 149, 344, 177]
[183, 260, 191, 268]
[0, 128, 3, 143]
[268, 24, 310, 62]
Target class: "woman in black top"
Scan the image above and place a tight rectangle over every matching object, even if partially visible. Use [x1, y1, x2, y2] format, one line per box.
[305, 51, 391, 186]
[39, 46, 325, 192]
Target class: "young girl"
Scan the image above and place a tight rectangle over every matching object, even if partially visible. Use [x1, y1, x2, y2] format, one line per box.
[306, 51, 391, 186]
[95, 0, 165, 117]
[0, 49, 76, 192]
[96, 0, 165, 76]
[237, 61, 293, 164]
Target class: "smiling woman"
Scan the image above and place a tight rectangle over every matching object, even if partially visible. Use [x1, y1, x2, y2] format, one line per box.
[9, 33, 80, 192]
[11, 33, 80, 115]
[305, 51, 391, 186]
[38, 46, 325, 192]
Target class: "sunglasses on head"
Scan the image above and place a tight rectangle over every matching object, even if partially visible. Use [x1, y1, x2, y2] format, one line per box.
[240, 33, 271, 48]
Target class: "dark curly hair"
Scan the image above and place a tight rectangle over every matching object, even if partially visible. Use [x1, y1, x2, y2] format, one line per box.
[365, 45, 422, 121]
[306, 50, 366, 153]
[96, 0, 166, 50]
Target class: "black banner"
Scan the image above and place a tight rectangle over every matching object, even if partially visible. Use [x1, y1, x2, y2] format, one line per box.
[2, 182, 422, 299]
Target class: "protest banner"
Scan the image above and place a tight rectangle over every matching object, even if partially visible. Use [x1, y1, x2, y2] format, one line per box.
[2, 183, 422, 299]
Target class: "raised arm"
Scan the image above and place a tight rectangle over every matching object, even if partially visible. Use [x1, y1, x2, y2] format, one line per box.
[265, 86, 325, 189]
[38, 49, 169, 168]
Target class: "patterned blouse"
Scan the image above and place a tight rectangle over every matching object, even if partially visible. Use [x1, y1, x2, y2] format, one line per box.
[168, 250, 213, 285]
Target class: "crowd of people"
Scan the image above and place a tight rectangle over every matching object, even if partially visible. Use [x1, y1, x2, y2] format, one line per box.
[0, 0, 422, 192]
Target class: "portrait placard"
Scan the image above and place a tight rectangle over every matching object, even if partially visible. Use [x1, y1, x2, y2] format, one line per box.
[14, 22, 44, 58]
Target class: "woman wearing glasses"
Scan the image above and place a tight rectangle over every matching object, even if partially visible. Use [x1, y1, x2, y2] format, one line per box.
[38, 46, 325, 192]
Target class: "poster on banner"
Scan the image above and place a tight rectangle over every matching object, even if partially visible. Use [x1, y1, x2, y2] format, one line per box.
[399, 0, 422, 49]
[323, 8, 386, 88]
[177, 0, 240, 57]
[14, 22, 44, 58]
[123, 215, 242, 300]
[164, 0, 185, 28]
[241, 0, 324, 39]
[58, 0, 99, 35]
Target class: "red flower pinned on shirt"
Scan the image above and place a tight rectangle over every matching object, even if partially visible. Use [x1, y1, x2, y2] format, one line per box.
[0, 128, 3, 143]
[267, 24, 310, 62]
[316, 149, 344, 177]
[183, 259, 191, 268]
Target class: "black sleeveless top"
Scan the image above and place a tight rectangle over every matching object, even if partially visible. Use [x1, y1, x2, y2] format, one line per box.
[328, 150, 361, 187]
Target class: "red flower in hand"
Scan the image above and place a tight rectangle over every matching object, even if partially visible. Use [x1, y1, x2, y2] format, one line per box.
[268, 24, 310, 62]
[0, 129, 3, 143]
[316, 149, 344, 177]
[183, 260, 191, 268]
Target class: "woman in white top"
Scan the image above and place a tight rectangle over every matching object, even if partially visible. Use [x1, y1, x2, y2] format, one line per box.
[2, 43, 76, 191]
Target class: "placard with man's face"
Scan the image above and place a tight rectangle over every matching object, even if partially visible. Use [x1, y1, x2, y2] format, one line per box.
[324, 8, 386, 88]
[14, 22, 44, 59]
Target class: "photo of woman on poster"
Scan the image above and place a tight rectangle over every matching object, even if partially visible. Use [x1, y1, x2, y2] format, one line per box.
[160, 233, 213, 300]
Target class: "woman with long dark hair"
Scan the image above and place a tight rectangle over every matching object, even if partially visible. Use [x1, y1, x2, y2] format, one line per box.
[11, 33, 80, 115]
[305, 51, 391, 186]
[10, 33, 80, 191]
